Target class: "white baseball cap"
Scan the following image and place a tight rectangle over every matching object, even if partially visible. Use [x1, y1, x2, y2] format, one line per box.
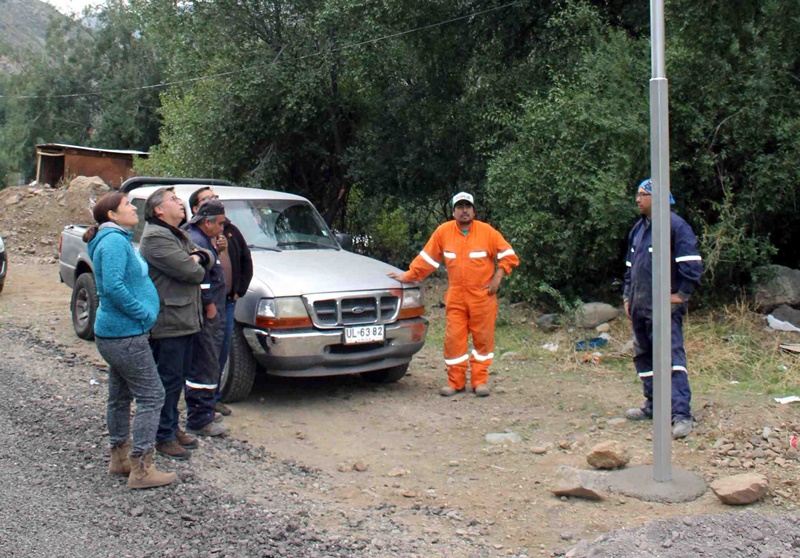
[452, 191, 474, 208]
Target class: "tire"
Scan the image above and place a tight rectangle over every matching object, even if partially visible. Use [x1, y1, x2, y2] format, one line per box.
[360, 363, 409, 384]
[221, 323, 256, 403]
[0, 279, 4, 294]
[71, 273, 98, 340]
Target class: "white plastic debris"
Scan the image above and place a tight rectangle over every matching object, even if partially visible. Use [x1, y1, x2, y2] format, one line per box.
[542, 342, 559, 352]
[774, 395, 800, 405]
[766, 314, 800, 333]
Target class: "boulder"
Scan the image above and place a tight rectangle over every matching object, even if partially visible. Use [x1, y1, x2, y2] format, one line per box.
[710, 473, 769, 505]
[551, 466, 605, 501]
[753, 265, 800, 312]
[68, 176, 110, 193]
[586, 441, 630, 470]
[574, 303, 620, 328]
[536, 313, 559, 330]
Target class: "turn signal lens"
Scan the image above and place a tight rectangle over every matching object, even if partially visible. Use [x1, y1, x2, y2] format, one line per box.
[255, 297, 312, 329]
[398, 288, 425, 319]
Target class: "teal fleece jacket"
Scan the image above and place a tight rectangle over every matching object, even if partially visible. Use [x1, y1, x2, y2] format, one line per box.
[87, 223, 159, 338]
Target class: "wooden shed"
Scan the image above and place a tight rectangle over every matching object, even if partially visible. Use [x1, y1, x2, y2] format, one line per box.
[35, 143, 149, 189]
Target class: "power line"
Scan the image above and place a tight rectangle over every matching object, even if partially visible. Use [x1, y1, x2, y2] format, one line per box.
[0, 1, 521, 100]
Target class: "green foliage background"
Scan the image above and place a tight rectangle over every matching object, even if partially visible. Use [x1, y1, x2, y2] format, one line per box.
[1, 0, 799, 308]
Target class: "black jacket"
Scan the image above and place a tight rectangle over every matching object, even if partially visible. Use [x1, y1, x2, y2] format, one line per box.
[224, 221, 254, 299]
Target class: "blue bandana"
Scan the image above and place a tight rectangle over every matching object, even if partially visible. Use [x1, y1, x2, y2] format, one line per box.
[639, 178, 675, 205]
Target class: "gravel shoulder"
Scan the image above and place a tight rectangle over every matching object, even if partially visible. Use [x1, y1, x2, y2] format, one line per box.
[0, 324, 494, 558]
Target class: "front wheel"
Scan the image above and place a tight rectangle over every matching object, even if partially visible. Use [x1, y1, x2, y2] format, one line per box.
[71, 273, 98, 340]
[221, 323, 256, 403]
[360, 363, 409, 384]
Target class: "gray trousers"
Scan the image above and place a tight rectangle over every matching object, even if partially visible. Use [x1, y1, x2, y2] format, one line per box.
[96, 334, 166, 454]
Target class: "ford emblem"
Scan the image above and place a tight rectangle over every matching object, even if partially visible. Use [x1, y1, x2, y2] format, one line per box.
[351, 306, 366, 315]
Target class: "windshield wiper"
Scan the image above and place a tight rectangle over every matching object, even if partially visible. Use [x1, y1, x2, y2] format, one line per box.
[276, 240, 337, 250]
[247, 244, 282, 252]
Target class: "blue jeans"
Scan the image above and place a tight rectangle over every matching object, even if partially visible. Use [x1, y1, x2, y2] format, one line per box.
[150, 335, 194, 444]
[216, 299, 236, 403]
[97, 334, 165, 454]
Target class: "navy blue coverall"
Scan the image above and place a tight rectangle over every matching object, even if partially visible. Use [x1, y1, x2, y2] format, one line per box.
[185, 224, 227, 430]
[623, 212, 703, 422]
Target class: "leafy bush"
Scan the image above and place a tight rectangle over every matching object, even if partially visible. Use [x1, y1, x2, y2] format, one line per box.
[486, 2, 648, 306]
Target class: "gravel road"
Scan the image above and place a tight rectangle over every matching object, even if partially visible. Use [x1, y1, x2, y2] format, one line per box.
[0, 325, 484, 558]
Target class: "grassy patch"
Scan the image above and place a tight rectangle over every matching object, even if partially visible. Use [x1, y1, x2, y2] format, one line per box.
[420, 278, 800, 399]
[687, 303, 800, 395]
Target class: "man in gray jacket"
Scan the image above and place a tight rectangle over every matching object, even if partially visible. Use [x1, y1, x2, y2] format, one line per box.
[139, 187, 214, 460]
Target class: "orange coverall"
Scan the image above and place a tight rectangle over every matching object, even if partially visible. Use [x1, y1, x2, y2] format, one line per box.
[402, 220, 519, 390]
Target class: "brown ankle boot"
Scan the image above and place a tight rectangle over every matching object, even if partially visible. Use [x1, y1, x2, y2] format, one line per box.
[108, 440, 132, 476]
[128, 450, 178, 489]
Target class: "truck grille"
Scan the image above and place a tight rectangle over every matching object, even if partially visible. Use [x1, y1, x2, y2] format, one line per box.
[305, 291, 400, 328]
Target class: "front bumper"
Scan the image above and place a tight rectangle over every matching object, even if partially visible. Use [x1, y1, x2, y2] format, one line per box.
[243, 317, 427, 377]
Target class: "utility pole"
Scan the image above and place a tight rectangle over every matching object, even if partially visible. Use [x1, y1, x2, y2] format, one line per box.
[649, 0, 672, 481]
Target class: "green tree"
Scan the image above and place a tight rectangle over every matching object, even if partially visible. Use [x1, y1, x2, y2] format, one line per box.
[485, 1, 648, 304]
[665, 0, 799, 295]
[0, 0, 162, 179]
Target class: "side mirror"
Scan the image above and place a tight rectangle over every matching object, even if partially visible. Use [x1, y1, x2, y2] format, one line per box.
[335, 233, 353, 250]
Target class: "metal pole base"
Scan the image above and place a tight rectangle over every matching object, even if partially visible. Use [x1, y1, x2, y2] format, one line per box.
[603, 465, 706, 503]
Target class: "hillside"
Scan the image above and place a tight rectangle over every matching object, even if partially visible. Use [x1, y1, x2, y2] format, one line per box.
[0, 0, 66, 61]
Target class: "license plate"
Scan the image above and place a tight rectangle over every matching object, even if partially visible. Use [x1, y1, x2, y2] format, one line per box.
[344, 325, 384, 344]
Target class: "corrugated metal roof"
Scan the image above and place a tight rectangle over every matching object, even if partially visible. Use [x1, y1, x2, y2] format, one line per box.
[35, 143, 149, 156]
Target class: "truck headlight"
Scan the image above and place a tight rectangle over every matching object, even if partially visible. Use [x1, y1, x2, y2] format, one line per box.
[398, 288, 425, 319]
[0, 236, 5, 252]
[256, 297, 312, 329]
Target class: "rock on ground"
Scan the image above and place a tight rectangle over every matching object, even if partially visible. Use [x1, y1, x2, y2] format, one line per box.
[710, 473, 769, 505]
[551, 466, 605, 501]
[574, 303, 620, 329]
[586, 441, 630, 470]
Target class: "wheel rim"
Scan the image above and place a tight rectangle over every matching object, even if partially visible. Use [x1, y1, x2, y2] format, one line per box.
[74, 288, 90, 325]
[220, 360, 230, 394]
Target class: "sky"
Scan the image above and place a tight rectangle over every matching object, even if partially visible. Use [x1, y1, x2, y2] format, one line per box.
[42, 0, 100, 15]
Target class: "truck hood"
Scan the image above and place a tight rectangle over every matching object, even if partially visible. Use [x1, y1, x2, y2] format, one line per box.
[249, 249, 408, 297]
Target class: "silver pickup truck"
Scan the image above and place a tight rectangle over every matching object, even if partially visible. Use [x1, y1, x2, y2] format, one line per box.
[58, 177, 428, 401]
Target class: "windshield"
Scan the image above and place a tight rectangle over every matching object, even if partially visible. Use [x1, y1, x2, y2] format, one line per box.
[223, 199, 339, 250]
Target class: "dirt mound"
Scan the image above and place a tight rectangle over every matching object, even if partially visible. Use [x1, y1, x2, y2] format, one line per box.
[0, 180, 104, 263]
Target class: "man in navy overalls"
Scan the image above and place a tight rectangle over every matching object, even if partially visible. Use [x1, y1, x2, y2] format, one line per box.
[623, 178, 703, 439]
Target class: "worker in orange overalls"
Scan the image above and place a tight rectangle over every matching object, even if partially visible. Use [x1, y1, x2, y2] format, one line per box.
[389, 192, 519, 397]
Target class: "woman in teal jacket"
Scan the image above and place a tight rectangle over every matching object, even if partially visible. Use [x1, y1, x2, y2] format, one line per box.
[85, 192, 176, 490]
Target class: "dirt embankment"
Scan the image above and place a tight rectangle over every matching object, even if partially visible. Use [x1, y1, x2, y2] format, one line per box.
[0, 180, 102, 264]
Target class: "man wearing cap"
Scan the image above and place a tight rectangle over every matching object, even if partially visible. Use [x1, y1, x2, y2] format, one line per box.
[139, 187, 215, 460]
[189, 187, 253, 417]
[182, 200, 229, 436]
[623, 178, 703, 439]
[388, 192, 519, 397]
